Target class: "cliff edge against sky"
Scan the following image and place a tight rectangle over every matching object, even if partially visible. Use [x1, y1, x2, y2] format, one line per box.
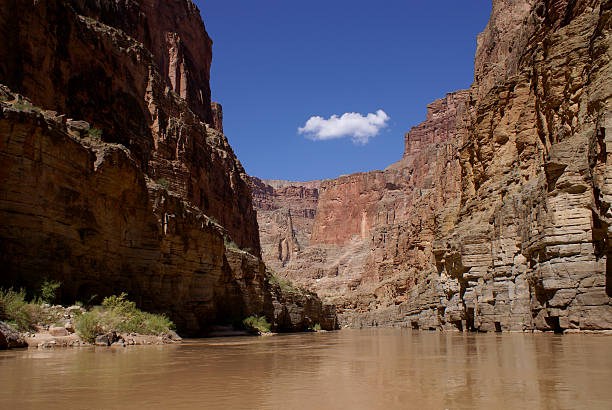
[253, 0, 612, 332]
[0, 0, 336, 335]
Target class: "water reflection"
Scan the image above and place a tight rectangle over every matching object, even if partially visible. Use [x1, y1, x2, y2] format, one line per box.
[1, 329, 610, 409]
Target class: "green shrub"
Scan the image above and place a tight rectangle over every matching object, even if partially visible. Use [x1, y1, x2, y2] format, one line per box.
[157, 178, 171, 190]
[76, 295, 175, 342]
[38, 279, 61, 304]
[88, 127, 103, 139]
[243, 315, 271, 334]
[0, 288, 58, 332]
[267, 272, 303, 294]
[75, 310, 105, 343]
[14, 101, 41, 112]
[0, 289, 33, 331]
[312, 323, 322, 331]
[224, 236, 240, 250]
[102, 293, 137, 314]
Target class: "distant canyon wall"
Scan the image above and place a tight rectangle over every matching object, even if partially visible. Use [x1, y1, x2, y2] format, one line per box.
[250, 177, 320, 271]
[253, 0, 612, 332]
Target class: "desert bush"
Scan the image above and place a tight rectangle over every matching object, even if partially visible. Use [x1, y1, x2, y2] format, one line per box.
[312, 323, 322, 331]
[0, 289, 33, 331]
[243, 315, 271, 334]
[267, 271, 304, 294]
[74, 293, 175, 340]
[0, 288, 58, 331]
[157, 178, 171, 190]
[75, 309, 105, 342]
[224, 236, 240, 250]
[14, 101, 41, 112]
[88, 127, 103, 139]
[37, 279, 61, 304]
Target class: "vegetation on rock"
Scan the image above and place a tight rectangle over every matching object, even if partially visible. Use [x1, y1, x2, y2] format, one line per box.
[156, 178, 171, 190]
[75, 293, 174, 342]
[87, 127, 103, 139]
[267, 270, 309, 295]
[0, 288, 61, 332]
[242, 315, 271, 334]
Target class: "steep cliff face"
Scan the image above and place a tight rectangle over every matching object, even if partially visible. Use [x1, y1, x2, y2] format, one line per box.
[404, 90, 470, 157]
[255, 0, 612, 332]
[421, 0, 612, 333]
[70, 0, 214, 125]
[250, 178, 320, 270]
[0, 0, 259, 254]
[0, 0, 336, 333]
[278, 93, 464, 323]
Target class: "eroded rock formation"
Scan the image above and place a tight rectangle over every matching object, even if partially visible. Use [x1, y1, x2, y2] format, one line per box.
[254, 0, 612, 332]
[0, 0, 335, 334]
[250, 178, 320, 269]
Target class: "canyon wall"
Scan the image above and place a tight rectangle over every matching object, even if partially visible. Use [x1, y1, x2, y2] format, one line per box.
[0, 0, 259, 254]
[0, 0, 335, 334]
[250, 177, 320, 271]
[253, 92, 465, 323]
[254, 0, 612, 332]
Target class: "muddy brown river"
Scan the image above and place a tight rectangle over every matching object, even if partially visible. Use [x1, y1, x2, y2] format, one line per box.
[1, 329, 611, 409]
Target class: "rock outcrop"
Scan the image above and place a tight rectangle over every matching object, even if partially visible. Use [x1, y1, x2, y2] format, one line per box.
[250, 178, 320, 269]
[0, 322, 26, 349]
[417, 0, 612, 333]
[0, 0, 335, 335]
[254, 0, 612, 333]
[0, 0, 259, 254]
[69, 0, 215, 125]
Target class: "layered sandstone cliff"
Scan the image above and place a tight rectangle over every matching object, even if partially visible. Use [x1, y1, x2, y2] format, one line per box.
[250, 178, 320, 270]
[0, 0, 335, 334]
[255, 92, 465, 322]
[0, 0, 259, 254]
[254, 0, 612, 332]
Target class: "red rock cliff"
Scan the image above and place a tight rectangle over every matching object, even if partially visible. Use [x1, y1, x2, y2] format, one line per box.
[250, 177, 320, 269]
[0, 0, 260, 254]
[0, 0, 337, 333]
[70, 0, 214, 125]
[255, 0, 612, 332]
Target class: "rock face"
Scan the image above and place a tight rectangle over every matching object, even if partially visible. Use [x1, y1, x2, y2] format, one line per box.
[404, 90, 470, 157]
[257, 94, 464, 324]
[420, 0, 612, 333]
[0, 0, 335, 334]
[254, 0, 612, 332]
[0, 322, 26, 349]
[69, 0, 214, 125]
[0, 0, 259, 254]
[250, 178, 321, 270]
[211, 102, 224, 134]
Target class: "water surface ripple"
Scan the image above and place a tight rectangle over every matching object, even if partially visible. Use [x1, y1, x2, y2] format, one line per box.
[1, 329, 611, 409]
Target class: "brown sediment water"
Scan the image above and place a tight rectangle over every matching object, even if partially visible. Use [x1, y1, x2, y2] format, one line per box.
[1, 329, 611, 409]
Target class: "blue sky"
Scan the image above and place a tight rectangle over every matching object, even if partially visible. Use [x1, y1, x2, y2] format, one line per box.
[194, 1, 493, 181]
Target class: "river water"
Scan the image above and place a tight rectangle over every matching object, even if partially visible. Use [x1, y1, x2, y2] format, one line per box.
[1, 329, 611, 409]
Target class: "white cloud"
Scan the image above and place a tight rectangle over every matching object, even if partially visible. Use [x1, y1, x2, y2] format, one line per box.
[298, 109, 390, 145]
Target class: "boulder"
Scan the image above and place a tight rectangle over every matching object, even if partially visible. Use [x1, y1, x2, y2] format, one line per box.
[0, 322, 26, 349]
[49, 325, 70, 337]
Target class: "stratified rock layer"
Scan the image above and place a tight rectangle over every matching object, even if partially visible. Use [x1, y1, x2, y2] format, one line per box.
[0, 0, 259, 254]
[255, 0, 612, 332]
[0, 0, 335, 334]
[250, 178, 320, 270]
